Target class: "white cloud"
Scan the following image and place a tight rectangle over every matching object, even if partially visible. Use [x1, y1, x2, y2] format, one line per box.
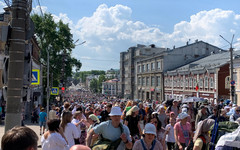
[32, 4, 240, 70]
[32, 5, 48, 15]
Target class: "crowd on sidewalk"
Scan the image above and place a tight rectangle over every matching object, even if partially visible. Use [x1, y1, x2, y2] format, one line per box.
[2, 89, 240, 150]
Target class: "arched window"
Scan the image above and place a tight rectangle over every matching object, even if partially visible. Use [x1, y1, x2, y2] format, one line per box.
[204, 76, 208, 88]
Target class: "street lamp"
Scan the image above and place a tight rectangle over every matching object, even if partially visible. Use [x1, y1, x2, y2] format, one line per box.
[219, 34, 235, 104]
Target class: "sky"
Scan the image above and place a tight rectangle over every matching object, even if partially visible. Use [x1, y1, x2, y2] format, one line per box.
[1, 0, 240, 71]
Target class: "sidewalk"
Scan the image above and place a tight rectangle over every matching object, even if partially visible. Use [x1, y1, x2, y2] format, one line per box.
[0, 119, 42, 150]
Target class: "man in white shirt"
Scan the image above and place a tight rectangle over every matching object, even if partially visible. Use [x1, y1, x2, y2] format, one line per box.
[49, 105, 57, 120]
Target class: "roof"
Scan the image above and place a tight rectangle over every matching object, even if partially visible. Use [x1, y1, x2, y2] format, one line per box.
[104, 79, 119, 83]
[167, 50, 240, 74]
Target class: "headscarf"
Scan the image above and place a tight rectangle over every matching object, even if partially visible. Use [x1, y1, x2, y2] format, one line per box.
[193, 119, 215, 143]
[126, 105, 139, 116]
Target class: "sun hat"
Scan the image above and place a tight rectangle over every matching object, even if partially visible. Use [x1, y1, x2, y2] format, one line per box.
[88, 114, 100, 123]
[144, 123, 156, 136]
[182, 108, 188, 113]
[178, 112, 188, 120]
[109, 106, 122, 116]
[182, 104, 189, 108]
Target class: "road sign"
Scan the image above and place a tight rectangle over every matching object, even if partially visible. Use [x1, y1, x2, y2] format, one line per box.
[231, 80, 235, 85]
[51, 87, 59, 95]
[31, 69, 40, 85]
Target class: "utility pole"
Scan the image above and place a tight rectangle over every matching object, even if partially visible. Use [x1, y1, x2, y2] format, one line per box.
[46, 49, 50, 121]
[220, 35, 235, 104]
[5, 0, 27, 132]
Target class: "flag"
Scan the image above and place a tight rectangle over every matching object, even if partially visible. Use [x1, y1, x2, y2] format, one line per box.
[195, 84, 199, 91]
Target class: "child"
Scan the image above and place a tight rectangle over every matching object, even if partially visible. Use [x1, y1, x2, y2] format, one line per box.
[39, 108, 47, 135]
[165, 118, 176, 150]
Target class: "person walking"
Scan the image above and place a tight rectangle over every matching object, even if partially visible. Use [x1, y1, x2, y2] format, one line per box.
[132, 123, 163, 150]
[87, 106, 133, 150]
[39, 108, 47, 135]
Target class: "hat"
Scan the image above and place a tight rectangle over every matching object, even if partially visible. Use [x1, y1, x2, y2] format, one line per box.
[89, 114, 100, 123]
[182, 108, 188, 113]
[182, 104, 189, 108]
[202, 100, 208, 105]
[144, 123, 156, 136]
[170, 111, 175, 116]
[224, 106, 230, 110]
[109, 106, 122, 116]
[178, 112, 188, 120]
[173, 99, 179, 102]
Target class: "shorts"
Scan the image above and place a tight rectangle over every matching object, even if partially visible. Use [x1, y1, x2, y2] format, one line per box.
[39, 121, 46, 127]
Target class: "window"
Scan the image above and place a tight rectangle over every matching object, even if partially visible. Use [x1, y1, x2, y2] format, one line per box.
[138, 65, 141, 73]
[193, 78, 197, 88]
[204, 76, 208, 88]
[142, 65, 145, 72]
[157, 76, 161, 86]
[157, 62, 161, 70]
[138, 77, 141, 85]
[185, 78, 188, 87]
[199, 78, 203, 88]
[210, 77, 214, 88]
[189, 77, 192, 87]
[142, 77, 145, 86]
[146, 64, 149, 71]
[146, 77, 150, 86]
[151, 63, 155, 70]
[151, 76, 155, 86]
[225, 76, 230, 89]
[181, 78, 184, 87]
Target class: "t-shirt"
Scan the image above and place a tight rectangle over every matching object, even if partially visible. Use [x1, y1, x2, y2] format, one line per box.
[39, 112, 47, 122]
[194, 138, 203, 149]
[174, 122, 191, 144]
[93, 120, 132, 150]
[158, 113, 167, 127]
[165, 124, 175, 143]
[41, 132, 68, 150]
[132, 139, 163, 150]
[125, 115, 140, 136]
[63, 123, 80, 148]
[139, 108, 146, 120]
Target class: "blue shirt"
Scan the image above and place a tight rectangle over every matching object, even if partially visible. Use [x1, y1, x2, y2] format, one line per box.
[39, 112, 47, 122]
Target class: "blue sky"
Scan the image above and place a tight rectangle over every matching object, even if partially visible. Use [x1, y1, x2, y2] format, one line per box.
[1, 0, 240, 71]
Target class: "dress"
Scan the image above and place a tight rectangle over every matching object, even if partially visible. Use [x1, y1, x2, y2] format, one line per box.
[41, 132, 68, 150]
[63, 123, 80, 148]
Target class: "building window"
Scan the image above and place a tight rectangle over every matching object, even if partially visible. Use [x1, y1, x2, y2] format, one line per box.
[146, 64, 149, 71]
[189, 77, 192, 87]
[210, 77, 214, 88]
[138, 65, 141, 73]
[142, 65, 145, 72]
[157, 76, 161, 86]
[157, 62, 161, 70]
[225, 76, 230, 89]
[151, 76, 155, 86]
[142, 77, 145, 86]
[151, 63, 155, 70]
[181, 78, 184, 87]
[199, 78, 203, 88]
[204, 76, 208, 88]
[193, 78, 197, 88]
[185, 78, 188, 87]
[138, 77, 141, 85]
[146, 77, 150, 86]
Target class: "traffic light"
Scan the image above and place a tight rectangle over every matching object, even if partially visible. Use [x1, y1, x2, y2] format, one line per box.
[61, 87, 65, 93]
[231, 86, 235, 97]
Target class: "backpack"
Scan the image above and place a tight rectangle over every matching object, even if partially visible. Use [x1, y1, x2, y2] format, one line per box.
[91, 121, 124, 150]
[186, 135, 206, 150]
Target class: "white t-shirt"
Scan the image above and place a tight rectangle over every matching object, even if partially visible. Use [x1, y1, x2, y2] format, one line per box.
[71, 118, 82, 137]
[64, 123, 80, 148]
[41, 132, 69, 150]
[165, 124, 175, 143]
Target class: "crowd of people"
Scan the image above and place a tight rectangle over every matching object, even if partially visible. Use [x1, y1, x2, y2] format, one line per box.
[2, 89, 240, 150]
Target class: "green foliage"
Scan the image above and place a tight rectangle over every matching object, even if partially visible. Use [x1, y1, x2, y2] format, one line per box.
[31, 13, 82, 89]
[90, 78, 98, 93]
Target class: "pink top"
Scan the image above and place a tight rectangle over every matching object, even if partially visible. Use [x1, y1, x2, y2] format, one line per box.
[174, 122, 191, 144]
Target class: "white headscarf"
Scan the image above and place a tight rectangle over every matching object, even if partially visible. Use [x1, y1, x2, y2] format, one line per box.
[193, 119, 215, 143]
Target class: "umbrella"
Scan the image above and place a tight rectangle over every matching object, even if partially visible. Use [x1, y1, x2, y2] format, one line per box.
[216, 126, 240, 148]
[182, 97, 204, 103]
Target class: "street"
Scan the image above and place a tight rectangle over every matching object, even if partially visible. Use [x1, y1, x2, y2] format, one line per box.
[0, 120, 42, 150]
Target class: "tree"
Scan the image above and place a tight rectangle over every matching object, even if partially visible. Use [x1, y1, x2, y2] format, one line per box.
[31, 13, 82, 103]
[90, 78, 98, 93]
[98, 74, 106, 93]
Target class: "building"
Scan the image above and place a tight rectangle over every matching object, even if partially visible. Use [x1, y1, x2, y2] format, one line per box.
[106, 68, 120, 79]
[102, 79, 120, 97]
[233, 55, 240, 105]
[120, 44, 167, 99]
[135, 40, 222, 102]
[164, 50, 240, 103]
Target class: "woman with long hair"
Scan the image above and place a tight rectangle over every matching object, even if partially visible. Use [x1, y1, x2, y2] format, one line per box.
[60, 111, 80, 148]
[124, 105, 141, 143]
[41, 119, 68, 150]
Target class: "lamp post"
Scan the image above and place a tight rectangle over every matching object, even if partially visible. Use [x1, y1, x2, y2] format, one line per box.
[220, 34, 235, 103]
